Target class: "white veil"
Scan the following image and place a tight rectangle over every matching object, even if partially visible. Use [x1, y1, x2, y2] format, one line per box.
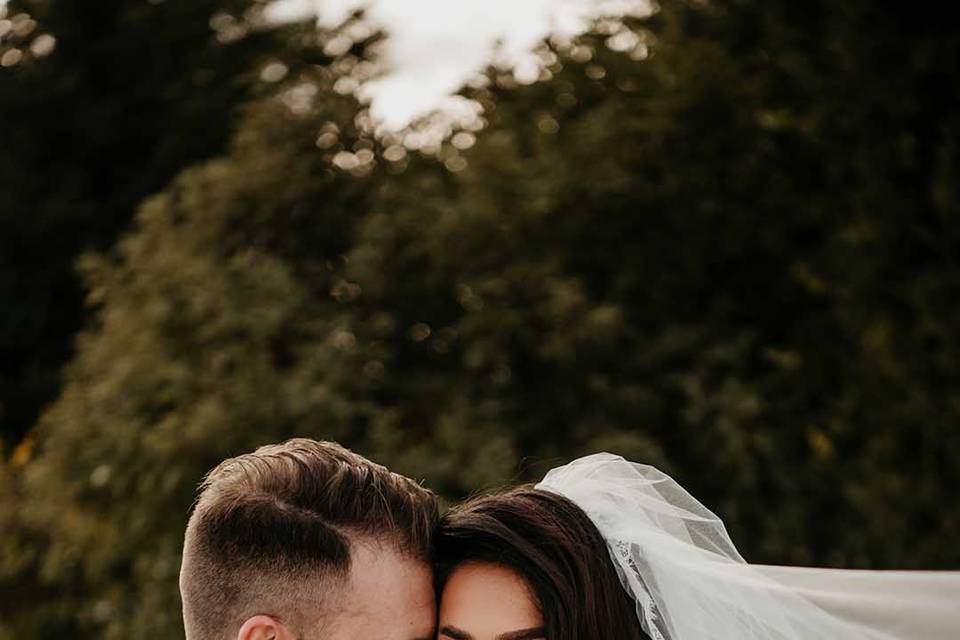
[535, 453, 960, 640]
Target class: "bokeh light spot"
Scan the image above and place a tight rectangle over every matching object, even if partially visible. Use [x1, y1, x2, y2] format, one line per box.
[260, 61, 289, 83]
[1, 47, 22, 67]
[29, 33, 56, 57]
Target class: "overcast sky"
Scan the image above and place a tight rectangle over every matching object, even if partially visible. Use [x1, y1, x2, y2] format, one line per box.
[1, 0, 651, 130]
[264, 0, 652, 130]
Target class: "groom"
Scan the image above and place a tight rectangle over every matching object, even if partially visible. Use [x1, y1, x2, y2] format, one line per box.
[179, 438, 439, 640]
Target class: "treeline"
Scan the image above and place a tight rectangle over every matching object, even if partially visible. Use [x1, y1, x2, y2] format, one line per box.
[1, 1, 958, 637]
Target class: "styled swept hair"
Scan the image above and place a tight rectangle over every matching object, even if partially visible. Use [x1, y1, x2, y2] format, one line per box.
[179, 438, 438, 640]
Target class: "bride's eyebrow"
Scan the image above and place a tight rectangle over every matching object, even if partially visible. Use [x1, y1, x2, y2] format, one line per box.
[438, 626, 471, 640]
[497, 628, 546, 640]
[438, 625, 546, 640]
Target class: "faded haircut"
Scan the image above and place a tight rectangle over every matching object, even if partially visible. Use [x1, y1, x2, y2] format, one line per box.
[179, 438, 438, 640]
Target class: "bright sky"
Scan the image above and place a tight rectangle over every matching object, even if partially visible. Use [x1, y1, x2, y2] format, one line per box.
[2, 0, 651, 132]
[264, 0, 652, 131]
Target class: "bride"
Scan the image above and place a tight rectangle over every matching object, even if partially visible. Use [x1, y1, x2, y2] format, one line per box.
[435, 453, 960, 640]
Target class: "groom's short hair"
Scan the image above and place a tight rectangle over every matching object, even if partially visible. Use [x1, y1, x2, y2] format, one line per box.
[179, 438, 438, 640]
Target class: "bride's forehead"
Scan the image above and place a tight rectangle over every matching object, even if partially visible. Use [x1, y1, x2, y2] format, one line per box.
[440, 562, 540, 613]
[438, 563, 544, 640]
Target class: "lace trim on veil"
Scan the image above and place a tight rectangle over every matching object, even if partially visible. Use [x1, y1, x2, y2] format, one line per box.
[610, 539, 670, 640]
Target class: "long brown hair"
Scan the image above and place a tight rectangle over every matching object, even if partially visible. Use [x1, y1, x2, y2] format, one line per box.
[436, 485, 650, 640]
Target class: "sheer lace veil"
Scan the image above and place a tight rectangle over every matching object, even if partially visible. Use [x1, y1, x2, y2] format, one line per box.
[535, 453, 960, 640]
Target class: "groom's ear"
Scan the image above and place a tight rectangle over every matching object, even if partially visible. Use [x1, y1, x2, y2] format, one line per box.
[237, 615, 295, 640]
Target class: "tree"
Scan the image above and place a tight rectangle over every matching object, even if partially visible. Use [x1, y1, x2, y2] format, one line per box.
[3, 0, 958, 637]
[0, 0, 276, 448]
[335, 0, 960, 569]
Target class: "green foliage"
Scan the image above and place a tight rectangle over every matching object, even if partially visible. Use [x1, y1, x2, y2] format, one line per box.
[0, 0, 276, 447]
[0, 68, 377, 635]
[2, 0, 959, 637]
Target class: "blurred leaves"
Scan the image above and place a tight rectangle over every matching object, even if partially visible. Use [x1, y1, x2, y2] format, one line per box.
[0, 0, 281, 448]
[2, 0, 960, 637]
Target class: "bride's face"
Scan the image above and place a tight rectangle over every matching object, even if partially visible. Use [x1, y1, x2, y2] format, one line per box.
[437, 561, 545, 640]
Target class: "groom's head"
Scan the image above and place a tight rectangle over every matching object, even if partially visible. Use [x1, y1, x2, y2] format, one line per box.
[180, 439, 438, 640]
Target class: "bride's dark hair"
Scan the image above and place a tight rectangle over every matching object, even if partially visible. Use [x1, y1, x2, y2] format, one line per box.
[436, 485, 650, 640]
